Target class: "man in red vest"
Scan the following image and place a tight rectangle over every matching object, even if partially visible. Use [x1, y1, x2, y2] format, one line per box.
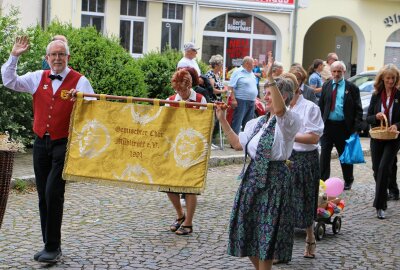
[1, 36, 95, 263]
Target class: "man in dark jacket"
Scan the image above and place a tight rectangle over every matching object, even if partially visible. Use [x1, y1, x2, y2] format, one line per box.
[319, 61, 363, 190]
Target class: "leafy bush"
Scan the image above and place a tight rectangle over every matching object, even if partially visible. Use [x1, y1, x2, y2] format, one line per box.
[198, 60, 210, 75]
[0, 9, 34, 146]
[136, 48, 182, 99]
[137, 48, 209, 100]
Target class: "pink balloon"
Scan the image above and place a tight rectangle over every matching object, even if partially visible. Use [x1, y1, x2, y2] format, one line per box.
[325, 177, 344, 197]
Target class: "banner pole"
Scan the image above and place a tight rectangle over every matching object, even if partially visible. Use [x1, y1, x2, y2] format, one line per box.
[79, 93, 229, 109]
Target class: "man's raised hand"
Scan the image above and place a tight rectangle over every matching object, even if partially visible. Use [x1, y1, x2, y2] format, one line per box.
[11, 36, 30, 57]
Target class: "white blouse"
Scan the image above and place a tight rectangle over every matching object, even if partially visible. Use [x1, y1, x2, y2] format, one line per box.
[291, 95, 324, 152]
[1, 55, 94, 96]
[238, 110, 301, 160]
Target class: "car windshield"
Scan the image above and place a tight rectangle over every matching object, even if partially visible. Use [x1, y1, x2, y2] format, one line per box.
[348, 73, 376, 93]
[359, 81, 374, 92]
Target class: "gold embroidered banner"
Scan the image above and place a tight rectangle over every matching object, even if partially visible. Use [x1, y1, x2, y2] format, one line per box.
[63, 95, 214, 194]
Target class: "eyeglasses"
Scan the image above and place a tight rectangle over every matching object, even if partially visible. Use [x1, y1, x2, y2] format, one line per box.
[48, 52, 67, 58]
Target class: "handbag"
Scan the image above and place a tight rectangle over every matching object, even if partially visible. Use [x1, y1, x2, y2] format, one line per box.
[339, 133, 365, 164]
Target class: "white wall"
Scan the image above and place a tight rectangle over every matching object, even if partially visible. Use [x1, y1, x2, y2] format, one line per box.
[1, 0, 42, 28]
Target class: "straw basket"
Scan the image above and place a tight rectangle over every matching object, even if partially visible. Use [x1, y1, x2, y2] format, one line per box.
[369, 114, 399, 140]
[0, 150, 15, 229]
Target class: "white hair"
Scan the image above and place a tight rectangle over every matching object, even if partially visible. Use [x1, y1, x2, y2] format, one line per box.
[46, 40, 70, 55]
[331, 61, 346, 71]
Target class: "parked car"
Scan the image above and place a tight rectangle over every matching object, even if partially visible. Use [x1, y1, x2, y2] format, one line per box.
[347, 71, 377, 135]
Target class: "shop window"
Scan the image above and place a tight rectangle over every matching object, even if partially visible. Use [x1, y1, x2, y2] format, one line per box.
[161, 3, 183, 51]
[253, 17, 275, 35]
[201, 36, 224, 67]
[120, 0, 146, 56]
[81, 0, 105, 33]
[204, 14, 225, 32]
[202, 13, 277, 80]
[252, 39, 275, 66]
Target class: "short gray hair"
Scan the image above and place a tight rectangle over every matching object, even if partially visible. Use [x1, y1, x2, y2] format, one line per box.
[272, 61, 283, 69]
[275, 77, 294, 106]
[209, 54, 223, 68]
[331, 61, 346, 72]
[242, 56, 253, 65]
[46, 40, 70, 55]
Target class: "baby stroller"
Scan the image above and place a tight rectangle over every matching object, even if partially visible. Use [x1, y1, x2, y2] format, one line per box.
[314, 198, 345, 240]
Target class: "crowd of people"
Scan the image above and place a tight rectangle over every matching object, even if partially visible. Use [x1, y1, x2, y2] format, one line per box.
[1, 35, 399, 270]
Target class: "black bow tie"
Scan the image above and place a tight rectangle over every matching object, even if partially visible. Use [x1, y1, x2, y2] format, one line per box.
[49, 74, 63, 81]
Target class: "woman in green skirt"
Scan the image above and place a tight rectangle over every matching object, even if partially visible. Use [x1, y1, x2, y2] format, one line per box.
[216, 68, 300, 270]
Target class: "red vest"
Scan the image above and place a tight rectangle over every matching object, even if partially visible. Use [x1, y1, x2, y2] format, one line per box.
[168, 93, 204, 109]
[33, 69, 82, 140]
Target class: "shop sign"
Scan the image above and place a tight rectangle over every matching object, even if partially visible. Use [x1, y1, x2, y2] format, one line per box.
[384, 13, 400, 27]
[252, 0, 294, 4]
[227, 19, 252, 33]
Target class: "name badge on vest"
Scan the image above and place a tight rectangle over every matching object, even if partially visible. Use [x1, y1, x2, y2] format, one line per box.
[60, 90, 69, 100]
[43, 84, 48, 90]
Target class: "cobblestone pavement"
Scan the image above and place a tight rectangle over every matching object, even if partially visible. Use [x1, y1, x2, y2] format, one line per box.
[1, 156, 400, 269]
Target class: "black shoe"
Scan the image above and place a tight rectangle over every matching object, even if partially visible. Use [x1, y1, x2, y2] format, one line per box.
[377, 209, 386, 219]
[388, 193, 399, 201]
[33, 249, 45, 261]
[38, 248, 62, 263]
[344, 183, 352, 190]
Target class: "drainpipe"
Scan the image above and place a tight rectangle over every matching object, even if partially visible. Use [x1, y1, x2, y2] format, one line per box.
[41, 0, 47, 29]
[192, 1, 198, 43]
[290, 0, 299, 64]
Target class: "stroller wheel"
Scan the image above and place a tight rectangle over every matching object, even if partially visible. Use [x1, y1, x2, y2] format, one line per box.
[332, 216, 342, 234]
[314, 221, 325, 241]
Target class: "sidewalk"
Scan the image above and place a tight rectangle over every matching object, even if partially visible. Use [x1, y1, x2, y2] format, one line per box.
[3, 139, 399, 269]
[11, 137, 371, 183]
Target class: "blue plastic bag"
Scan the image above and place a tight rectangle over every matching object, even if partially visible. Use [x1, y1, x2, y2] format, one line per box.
[339, 133, 366, 164]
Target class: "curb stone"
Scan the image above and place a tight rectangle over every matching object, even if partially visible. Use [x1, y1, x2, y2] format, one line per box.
[11, 148, 371, 186]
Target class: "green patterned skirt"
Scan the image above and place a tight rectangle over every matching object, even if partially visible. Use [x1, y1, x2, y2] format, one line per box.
[227, 160, 295, 262]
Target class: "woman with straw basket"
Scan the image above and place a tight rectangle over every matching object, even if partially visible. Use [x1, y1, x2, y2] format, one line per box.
[366, 64, 400, 219]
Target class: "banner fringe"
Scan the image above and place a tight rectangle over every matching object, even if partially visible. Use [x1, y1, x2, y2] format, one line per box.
[62, 173, 205, 194]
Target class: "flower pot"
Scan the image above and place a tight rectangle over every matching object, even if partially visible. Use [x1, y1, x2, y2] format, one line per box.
[0, 150, 15, 229]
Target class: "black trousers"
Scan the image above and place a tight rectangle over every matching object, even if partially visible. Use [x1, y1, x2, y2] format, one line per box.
[33, 135, 67, 251]
[388, 156, 399, 196]
[370, 138, 400, 210]
[320, 120, 354, 184]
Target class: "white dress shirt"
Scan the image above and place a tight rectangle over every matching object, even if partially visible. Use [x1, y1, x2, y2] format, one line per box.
[1, 55, 94, 96]
[177, 57, 201, 76]
[238, 110, 301, 160]
[291, 95, 324, 152]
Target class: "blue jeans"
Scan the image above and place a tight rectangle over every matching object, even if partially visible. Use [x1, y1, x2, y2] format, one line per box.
[231, 98, 255, 134]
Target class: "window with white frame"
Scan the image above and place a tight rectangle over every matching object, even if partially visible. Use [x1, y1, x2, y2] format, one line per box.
[385, 29, 400, 69]
[120, 0, 147, 56]
[161, 3, 183, 52]
[81, 0, 105, 33]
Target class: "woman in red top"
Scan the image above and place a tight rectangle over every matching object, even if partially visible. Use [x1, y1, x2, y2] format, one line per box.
[166, 69, 206, 235]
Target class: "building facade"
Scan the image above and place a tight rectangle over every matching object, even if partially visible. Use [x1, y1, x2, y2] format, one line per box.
[1, 0, 399, 77]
